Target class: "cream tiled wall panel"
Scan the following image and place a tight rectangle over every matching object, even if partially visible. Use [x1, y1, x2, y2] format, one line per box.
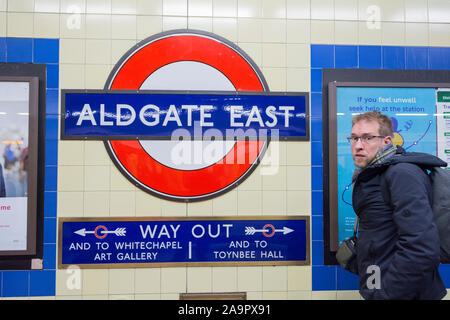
[3, 0, 449, 300]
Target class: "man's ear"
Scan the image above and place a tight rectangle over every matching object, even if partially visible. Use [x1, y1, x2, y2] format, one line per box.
[384, 135, 393, 145]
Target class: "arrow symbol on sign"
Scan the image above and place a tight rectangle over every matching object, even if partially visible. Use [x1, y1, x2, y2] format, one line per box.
[244, 226, 294, 236]
[74, 227, 126, 237]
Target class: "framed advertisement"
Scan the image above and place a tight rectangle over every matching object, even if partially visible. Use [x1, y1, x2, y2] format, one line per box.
[322, 69, 450, 265]
[0, 76, 39, 256]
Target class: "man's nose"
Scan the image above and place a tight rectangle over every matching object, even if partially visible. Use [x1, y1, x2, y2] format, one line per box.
[353, 138, 364, 148]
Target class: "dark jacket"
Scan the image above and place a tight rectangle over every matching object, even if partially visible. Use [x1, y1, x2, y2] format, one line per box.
[352, 146, 447, 300]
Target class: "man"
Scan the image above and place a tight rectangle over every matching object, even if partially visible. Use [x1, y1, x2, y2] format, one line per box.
[349, 111, 446, 300]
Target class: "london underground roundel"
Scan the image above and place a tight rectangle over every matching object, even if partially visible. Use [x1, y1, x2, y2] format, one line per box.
[103, 30, 269, 201]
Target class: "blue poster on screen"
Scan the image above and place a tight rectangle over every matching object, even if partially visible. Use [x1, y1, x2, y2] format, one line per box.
[59, 217, 309, 267]
[336, 87, 438, 243]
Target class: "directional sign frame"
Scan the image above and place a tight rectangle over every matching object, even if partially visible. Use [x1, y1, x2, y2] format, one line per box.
[58, 216, 310, 269]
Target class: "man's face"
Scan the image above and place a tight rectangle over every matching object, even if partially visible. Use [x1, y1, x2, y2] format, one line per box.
[351, 120, 392, 169]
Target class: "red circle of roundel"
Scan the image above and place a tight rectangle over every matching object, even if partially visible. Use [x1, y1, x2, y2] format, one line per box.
[104, 30, 269, 201]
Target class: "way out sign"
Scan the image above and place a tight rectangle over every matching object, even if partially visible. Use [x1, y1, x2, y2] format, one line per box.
[58, 216, 310, 268]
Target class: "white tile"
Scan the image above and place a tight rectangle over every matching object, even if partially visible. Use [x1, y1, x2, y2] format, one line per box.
[35, 0, 60, 12]
[334, 20, 358, 45]
[84, 141, 111, 165]
[262, 266, 287, 291]
[7, 12, 33, 37]
[161, 268, 187, 293]
[311, 0, 334, 20]
[262, 19, 286, 43]
[111, 0, 136, 15]
[109, 191, 136, 216]
[286, 142, 310, 165]
[135, 190, 162, 216]
[429, 23, 450, 46]
[137, 15, 162, 41]
[188, 17, 212, 32]
[334, 0, 358, 20]
[135, 268, 161, 294]
[358, 20, 382, 45]
[111, 39, 136, 63]
[187, 200, 213, 216]
[287, 266, 312, 291]
[59, 141, 84, 165]
[310, 20, 334, 44]
[82, 269, 109, 295]
[262, 165, 286, 190]
[85, 14, 111, 39]
[109, 269, 134, 295]
[212, 189, 237, 216]
[262, 43, 286, 68]
[60, 13, 86, 39]
[189, 0, 212, 17]
[60, 38, 86, 64]
[286, 166, 310, 190]
[262, 67, 286, 91]
[237, 266, 262, 291]
[162, 16, 187, 31]
[60, 64, 85, 89]
[85, 39, 111, 64]
[83, 191, 110, 216]
[262, 0, 285, 19]
[212, 267, 237, 292]
[287, 190, 311, 215]
[58, 165, 84, 191]
[405, 0, 428, 22]
[7, 0, 34, 12]
[262, 190, 286, 215]
[405, 23, 429, 46]
[213, 0, 237, 17]
[213, 17, 237, 42]
[187, 267, 212, 292]
[237, 190, 262, 215]
[0, 12, 5, 36]
[286, 20, 310, 44]
[237, 18, 262, 43]
[84, 64, 111, 89]
[287, 68, 310, 92]
[84, 165, 110, 191]
[236, 42, 262, 67]
[238, 0, 262, 18]
[286, 43, 309, 68]
[163, 0, 187, 16]
[34, 13, 60, 38]
[136, 0, 162, 15]
[286, 0, 310, 19]
[86, 0, 110, 14]
[111, 15, 136, 39]
[428, 0, 450, 23]
[57, 191, 84, 217]
[381, 22, 405, 46]
[110, 166, 135, 191]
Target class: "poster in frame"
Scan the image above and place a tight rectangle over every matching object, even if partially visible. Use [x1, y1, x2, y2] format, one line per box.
[0, 76, 39, 256]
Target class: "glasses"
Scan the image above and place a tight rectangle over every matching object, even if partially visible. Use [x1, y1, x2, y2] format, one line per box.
[347, 135, 385, 145]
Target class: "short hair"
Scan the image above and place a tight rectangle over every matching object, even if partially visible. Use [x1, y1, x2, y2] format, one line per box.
[352, 111, 394, 137]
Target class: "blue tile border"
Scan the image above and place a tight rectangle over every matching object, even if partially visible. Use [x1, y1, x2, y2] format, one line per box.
[310, 43, 450, 292]
[0, 37, 59, 297]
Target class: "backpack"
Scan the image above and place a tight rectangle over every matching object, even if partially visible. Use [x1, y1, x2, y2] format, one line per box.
[381, 167, 450, 263]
